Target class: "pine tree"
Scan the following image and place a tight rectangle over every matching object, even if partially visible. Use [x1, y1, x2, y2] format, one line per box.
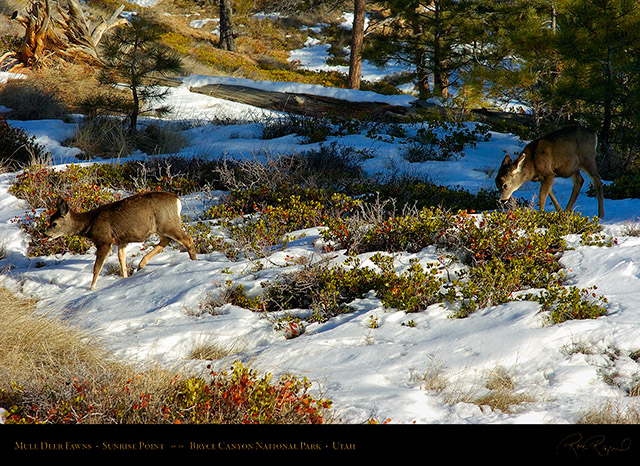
[554, 0, 640, 173]
[472, 0, 562, 124]
[99, 17, 183, 136]
[367, 0, 492, 100]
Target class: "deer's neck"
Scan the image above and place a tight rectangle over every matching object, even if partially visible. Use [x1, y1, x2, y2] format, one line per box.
[70, 210, 99, 238]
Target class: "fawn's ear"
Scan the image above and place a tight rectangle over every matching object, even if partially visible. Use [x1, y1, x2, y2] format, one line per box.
[501, 154, 513, 167]
[514, 152, 527, 173]
[57, 198, 70, 216]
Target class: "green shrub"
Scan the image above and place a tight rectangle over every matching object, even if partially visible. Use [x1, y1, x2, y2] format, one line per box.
[349, 177, 500, 213]
[9, 154, 610, 325]
[322, 206, 450, 254]
[195, 281, 260, 315]
[262, 114, 336, 143]
[371, 254, 445, 313]
[319, 207, 608, 321]
[534, 285, 608, 324]
[0, 118, 48, 171]
[259, 253, 445, 320]
[591, 172, 640, 200]
[447, 256, 562, 318]
[203, 186, 359, 260]
[403, 122, 491, 162]
[259, 256, 382, 322]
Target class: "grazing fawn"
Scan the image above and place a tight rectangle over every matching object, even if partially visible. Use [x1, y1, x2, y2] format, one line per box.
[495, 125, 605, 218]
[45, 191, 197, 290]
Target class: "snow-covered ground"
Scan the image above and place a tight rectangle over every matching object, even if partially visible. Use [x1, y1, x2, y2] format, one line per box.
[2, 71, 640, 428]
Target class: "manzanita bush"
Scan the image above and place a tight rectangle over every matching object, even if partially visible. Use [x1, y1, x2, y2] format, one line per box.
[1, 362, 331, 424]
[10, 158, 612, 326]
[165, 362, 331, 424]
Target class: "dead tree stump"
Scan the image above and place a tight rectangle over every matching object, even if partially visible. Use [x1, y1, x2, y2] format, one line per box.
[2, 0, 128, 70]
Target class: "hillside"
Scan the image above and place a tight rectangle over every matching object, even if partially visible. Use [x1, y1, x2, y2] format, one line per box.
[2, 1, 640, 457]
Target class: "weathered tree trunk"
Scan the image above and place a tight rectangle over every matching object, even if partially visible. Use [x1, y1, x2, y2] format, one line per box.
[411, 17, 430, 99]
[219, 0, 236, 52]
[347, 0, 366, 90]
[3, 0, 127, 69]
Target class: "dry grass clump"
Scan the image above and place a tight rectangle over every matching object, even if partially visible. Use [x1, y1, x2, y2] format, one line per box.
[578, 401, 640, 424]
[0, 77, 68, 120]
[67, 116, 135, 159]
[620, 218, 640, 237]
[418, 363, 448, 393]
[67, 118, 187, 159]
[441, 365, 537, 415]
[471, 366, 536, 414]
[0, 64, 102, 120]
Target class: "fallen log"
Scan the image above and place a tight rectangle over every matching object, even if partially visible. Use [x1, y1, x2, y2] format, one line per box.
[189, 83, 413, 122]
[188, 82, 536, 128]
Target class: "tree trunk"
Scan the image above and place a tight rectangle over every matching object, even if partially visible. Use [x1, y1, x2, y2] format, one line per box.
[411, 18, 430, 99]
[431, 2, 448, 99]
[347, 0, 366, 90]
[600, 45, 614, 174]
[219, 0, 236, 52]
[128, 37, 140, 136]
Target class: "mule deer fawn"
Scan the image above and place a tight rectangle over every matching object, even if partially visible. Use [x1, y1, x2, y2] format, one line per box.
[495, 125, 605, 218]
[45, 191, 197, 290]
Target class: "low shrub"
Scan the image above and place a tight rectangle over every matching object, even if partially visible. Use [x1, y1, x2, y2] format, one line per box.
[1, 361, 331, 424]
[262, 114, 337, 143]
[202, 185, 358, 260]
[0, 118, 48, 171]
[592, 172, 640, 200]
[403, 122, 491, 162]
[534, 285, 608, 324]
[259, 253, 444, 320]
[10, 157, 609, 325]
[350, 176, 500, 213]
[194, 281, 260, 315]
[164, 361, 332, 424]
[446, 256, 563, 318]
[322, 205, 450, 254]
[371, 254, 444, 313]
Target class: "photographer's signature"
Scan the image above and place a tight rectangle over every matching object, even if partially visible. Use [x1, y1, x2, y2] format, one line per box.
[557, 433, 631, 457]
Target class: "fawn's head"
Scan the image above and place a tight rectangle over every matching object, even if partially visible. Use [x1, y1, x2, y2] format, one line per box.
[45, 198, 75, 239]
[495, 153, 528, 201]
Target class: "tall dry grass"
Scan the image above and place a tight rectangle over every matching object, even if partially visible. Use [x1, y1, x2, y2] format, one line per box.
[0, 286, 178, 424]
[0, 64, 102, 120]
[0, 286, 333, 424]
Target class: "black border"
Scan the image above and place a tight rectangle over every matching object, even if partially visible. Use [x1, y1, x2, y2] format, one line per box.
[2, 423, 640, 460]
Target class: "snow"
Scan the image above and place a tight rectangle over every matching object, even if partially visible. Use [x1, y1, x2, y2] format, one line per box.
[2, 15, 640, 428]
